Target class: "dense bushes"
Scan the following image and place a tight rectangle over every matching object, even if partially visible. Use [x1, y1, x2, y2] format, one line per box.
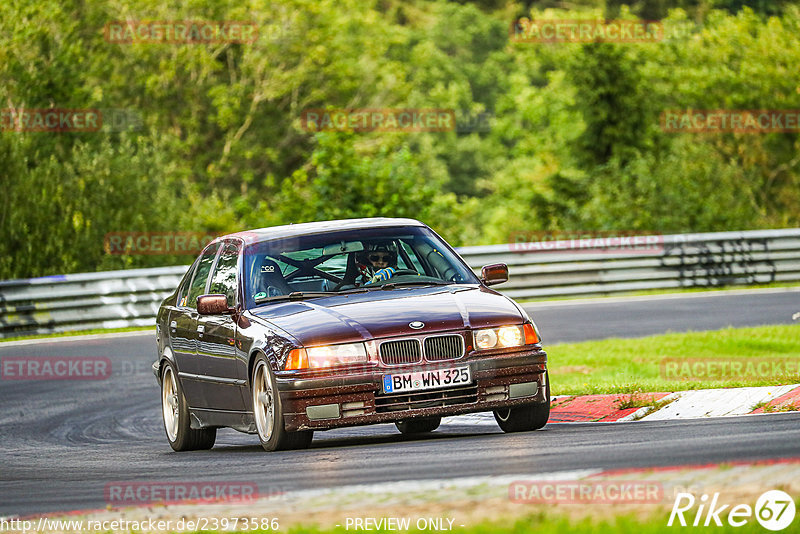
[1, 0, 798, 278]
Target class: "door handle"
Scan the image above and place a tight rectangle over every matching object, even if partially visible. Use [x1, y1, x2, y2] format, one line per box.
[170, 321, 177, 329]
[197, 325, 205, 333]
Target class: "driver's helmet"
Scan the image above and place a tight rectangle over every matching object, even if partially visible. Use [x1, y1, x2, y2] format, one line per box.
[357, 242, 398, 278]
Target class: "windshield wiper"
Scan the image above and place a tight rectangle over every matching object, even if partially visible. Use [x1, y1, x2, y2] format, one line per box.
[335, 282, 448, 293]
[336, 287, 371, 294]
[380, 281, 450, 290]
[254, 291, 333, 304]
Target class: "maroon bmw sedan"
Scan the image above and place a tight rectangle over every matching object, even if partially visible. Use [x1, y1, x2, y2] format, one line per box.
[153, 218, 549, 451]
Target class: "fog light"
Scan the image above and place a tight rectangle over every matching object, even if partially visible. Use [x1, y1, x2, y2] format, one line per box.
[509, 382, 539, 399]
[306, 404, 340, 421]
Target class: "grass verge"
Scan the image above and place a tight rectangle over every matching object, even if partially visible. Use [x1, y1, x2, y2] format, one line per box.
[548, 324, 800, 396]
[752, 400, 800, 413]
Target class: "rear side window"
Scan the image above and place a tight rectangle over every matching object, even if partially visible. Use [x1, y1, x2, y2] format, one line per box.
[186, 243, 220, 308]
[208, 242, 239, 306]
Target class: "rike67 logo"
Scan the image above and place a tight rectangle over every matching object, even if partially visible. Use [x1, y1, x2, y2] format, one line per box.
[669, 490, 796, 531]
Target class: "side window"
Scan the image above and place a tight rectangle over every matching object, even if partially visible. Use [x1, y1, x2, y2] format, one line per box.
[186, 243, 220, 308]
[399, 241, 425, 273]
[176, 260, 199, 307]
[208, 242, 239, 306]
[414, 239, 451, 279]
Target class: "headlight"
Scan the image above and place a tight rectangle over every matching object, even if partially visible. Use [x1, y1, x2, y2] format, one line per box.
[473, 324, 539, 350]
[474, 329, 498, 349]
[285, 342, 368, 370]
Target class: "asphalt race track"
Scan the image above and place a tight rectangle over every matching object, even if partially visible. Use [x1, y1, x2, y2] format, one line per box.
[1, 289, 799, 516]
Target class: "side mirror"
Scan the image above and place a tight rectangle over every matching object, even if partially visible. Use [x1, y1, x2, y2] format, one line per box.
[197, 294, 233, 315]
[480, 263, 508, 286]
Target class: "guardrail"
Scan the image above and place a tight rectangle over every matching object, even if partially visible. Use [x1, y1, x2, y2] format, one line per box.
[0, 266, 188, 338]
[459, 228, 800, 300]
[1, 228, 799, 338]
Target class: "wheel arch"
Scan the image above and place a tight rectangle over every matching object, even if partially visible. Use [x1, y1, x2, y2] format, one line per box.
[156, 346, 177, 383]
[247, 348, 281, 389]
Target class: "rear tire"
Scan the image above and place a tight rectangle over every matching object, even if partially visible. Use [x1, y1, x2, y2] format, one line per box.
[395, 416, 441, 434]
[494, 373, 550, 433]
[251, 355, 313, 451]
[161, 362, 216, 451]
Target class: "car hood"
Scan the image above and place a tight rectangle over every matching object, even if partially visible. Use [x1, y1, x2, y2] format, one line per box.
[249, 285, 525, 346]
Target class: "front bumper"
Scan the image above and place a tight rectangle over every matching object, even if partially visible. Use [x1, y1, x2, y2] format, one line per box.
[275, 349, 548, 432]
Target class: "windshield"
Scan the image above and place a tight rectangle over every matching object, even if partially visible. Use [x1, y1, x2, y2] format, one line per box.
[243, 226, 477, 308]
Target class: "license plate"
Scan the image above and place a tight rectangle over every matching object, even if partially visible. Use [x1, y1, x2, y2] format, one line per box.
[382, 366, 471, 394]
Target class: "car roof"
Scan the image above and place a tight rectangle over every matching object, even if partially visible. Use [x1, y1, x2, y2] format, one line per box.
[218, 217, 427, 246]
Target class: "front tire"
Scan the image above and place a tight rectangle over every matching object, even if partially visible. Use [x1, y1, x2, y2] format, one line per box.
[251, 356, 313, 451]
[161, 362, 216, 451]
[494, 373, 550, 433]
[395, 416, 441, 434]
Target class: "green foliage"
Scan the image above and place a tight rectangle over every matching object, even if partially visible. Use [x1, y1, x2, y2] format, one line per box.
[1, 0, 799, 279]
[568, 43, 653, 167]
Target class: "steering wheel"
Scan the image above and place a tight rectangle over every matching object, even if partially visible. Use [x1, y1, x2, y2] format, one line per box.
[363, 268, 419, 286]
[390, 269, 419, 277]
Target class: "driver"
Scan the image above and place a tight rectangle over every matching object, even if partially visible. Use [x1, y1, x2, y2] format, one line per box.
[357, 243, 398, 285]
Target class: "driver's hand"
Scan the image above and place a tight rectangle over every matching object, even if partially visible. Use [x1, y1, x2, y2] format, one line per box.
[367, 267, 396, 285]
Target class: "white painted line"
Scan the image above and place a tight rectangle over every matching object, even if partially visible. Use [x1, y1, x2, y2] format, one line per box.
[616, 392, 682, 422]
[0, 329, 154, 347]
[619, 406, 649, 422]
[640, 384, 800, 420]
[444, 387, 799, 425]
[522, 286, 800, 309]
